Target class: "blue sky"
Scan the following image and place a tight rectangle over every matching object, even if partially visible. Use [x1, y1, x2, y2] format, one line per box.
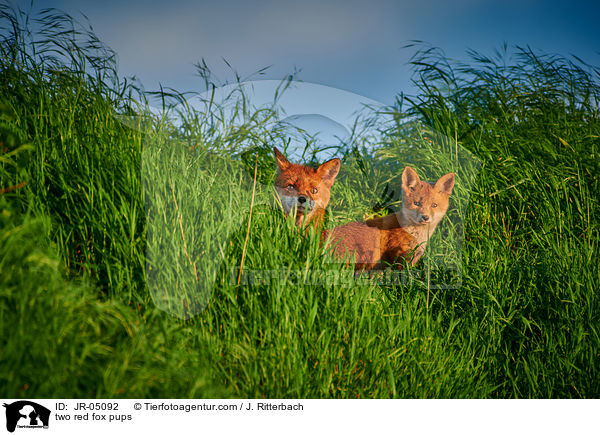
[23, 0, 599, 106]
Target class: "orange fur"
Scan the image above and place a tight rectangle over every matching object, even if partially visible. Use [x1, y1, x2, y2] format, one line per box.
[326, 166, 455, 271]
[273, 147, 340, 228]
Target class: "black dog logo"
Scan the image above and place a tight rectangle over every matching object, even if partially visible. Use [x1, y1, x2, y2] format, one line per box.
[3, 401, 50, 433]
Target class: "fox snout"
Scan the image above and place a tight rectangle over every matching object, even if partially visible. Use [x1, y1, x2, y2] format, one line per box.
[276, 186, 316, 218]
[406, 208, 434, 226]
[405, 199, 447, 226]
[281, 194, 313, 213]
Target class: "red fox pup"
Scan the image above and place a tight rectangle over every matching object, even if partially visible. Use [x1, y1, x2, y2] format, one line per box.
[327, 166, 455, 271]
[273, 147, 341, 227]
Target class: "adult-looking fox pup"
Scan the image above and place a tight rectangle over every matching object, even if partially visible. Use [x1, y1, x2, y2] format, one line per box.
[327, 166, 455, 271]
[273, 147, 341, 227]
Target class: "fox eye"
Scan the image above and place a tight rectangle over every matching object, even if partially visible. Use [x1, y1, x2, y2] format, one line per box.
[413, 201, 421, 207]
[312, 187, 318, 194]
[432, 203, 438, 208]
[287, 184, 295, 190]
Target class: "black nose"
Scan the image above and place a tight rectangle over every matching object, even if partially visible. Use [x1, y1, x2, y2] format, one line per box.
[298, 196, 307, 204]
[422, 215, 430, 221]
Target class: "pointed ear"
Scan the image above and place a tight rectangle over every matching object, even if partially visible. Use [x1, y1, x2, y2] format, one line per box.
[316, 158, 341, 187]
[402, 166, 420, 191]
[434, 172, 455, 196]
[273, 147, 290, 171]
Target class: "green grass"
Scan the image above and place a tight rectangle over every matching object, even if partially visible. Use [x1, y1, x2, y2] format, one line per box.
[1, 6, 599, 398]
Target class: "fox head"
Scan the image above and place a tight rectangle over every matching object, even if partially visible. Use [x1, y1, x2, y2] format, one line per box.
[401, 166, 455, 227]
[273, 147, 341, 226]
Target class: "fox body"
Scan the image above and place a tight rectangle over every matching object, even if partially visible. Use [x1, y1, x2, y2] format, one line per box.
[327, 166, 455, 271]
[273, 147, 341, 227]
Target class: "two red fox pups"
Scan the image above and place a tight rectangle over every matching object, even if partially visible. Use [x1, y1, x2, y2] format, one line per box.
[272, 147, 455, 271]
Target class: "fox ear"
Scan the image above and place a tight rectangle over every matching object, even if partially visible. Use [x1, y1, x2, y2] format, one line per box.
[317, 158, 341, 187]
[402, 166, 420, 191]
[273, 147, 290, 171]
[435, 173, 455, 195]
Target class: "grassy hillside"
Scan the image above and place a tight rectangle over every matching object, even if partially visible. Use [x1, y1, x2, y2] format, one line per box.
[1, 6, 599, 398]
